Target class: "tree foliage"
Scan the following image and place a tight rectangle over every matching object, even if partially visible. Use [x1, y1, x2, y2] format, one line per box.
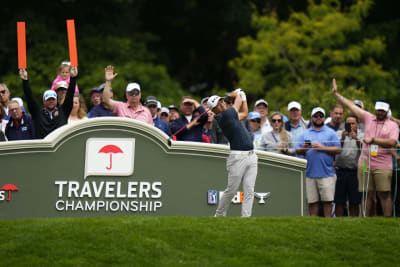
[230, 0, 398, 116]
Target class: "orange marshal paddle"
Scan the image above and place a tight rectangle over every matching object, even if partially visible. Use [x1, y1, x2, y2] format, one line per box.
[17, 22, 27, 69]
[66, 19, 78, 67]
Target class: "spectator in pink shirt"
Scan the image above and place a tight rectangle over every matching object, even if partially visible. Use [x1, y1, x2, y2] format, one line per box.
[102, 65, 153, 126]
[333, 78, 398, 216]
[51, 61, 79, 94]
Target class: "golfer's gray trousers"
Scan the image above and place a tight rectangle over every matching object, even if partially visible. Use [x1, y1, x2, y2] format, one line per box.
[215, 150, 258, 217]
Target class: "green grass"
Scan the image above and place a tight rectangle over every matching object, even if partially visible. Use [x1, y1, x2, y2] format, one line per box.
[0, 216, 399, 266]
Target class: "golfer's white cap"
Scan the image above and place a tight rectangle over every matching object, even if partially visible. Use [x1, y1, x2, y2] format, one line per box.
[207, 95, 222, 110]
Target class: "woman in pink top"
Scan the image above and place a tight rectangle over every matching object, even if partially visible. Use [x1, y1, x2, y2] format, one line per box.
[51, 61, 79, 94]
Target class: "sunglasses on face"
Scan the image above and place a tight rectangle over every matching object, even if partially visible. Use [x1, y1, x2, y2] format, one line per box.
[271, 119, 282, 123]
[183, 102, 193, 107]
[128, 90, 140, 96]
[0, 90, 6, 94]
[250, 118, 261, 123]
[312, 114, 324, 118]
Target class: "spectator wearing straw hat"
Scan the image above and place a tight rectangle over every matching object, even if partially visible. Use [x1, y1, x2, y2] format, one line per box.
[170, 96, 208, 142]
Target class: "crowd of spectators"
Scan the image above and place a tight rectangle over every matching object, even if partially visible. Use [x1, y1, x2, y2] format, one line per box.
[1, 63, 400, 217]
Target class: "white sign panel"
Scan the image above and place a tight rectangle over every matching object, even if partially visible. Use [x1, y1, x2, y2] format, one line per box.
[85, 138, 135, 178]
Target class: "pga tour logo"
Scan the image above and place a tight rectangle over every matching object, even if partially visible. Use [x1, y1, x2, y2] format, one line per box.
[84, 138, 135, 178]
[207, 190, 271, 205]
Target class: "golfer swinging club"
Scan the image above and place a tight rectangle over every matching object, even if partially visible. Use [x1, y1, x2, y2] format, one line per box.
[208, 89, 258, 217]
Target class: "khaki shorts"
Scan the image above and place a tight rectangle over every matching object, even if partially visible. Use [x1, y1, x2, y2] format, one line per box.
[358, 168, 392, 192]
[306, 175, 336, 204]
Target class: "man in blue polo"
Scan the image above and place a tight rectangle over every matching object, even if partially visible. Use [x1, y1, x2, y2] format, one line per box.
[296, 107, 341, 217]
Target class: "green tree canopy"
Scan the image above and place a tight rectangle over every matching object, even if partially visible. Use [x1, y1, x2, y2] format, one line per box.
[230, 0, 398, 116]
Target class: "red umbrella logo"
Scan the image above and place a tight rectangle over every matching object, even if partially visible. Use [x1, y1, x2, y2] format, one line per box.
[98, 145, 124, 170]
[1, 184, 19, 201]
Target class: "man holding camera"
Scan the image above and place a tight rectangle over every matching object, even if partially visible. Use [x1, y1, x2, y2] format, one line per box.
[296, 107, 342, 217]
[334, 115, 364, 216]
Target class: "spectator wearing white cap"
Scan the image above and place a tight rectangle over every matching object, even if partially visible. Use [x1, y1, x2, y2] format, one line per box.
[254, 99, 272, 134]
[333, 78, 398, 216]
[18, 67, 78, 139]
[102, 65, 153, 126]
[296, 107, 341, 217]
[285, 101, 309, 150]
[160, 107, 170, 124]
[54, 81, 69, 106]
[145, 96, 171, 136]
[5, 98, 35, 140]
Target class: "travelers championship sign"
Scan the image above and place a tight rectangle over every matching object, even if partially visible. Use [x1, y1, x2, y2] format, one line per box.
[0, 118, 307, 219]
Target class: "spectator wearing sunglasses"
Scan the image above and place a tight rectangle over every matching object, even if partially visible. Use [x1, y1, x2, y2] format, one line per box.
[296, 107, 341, 217]
[102, 65, 153, 126]
[0, 83, 10, 118]
[258, 112, 295, 155]
[247, 111, 263, 149]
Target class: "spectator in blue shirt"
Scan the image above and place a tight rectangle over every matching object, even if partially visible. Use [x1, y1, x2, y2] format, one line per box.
[296, 107, 341, 217]
[145, 96, 171, 137]
[87, 84, 114, 118]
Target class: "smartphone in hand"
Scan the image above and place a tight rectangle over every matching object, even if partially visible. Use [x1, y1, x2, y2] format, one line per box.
[345, 122, 351, 133]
